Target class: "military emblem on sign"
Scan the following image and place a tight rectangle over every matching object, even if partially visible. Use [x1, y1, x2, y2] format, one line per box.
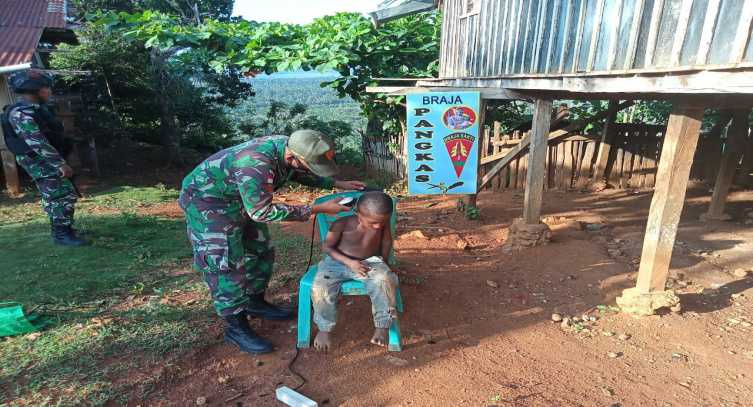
[443, 133, 475, 177]
[442, 106, 476, 130]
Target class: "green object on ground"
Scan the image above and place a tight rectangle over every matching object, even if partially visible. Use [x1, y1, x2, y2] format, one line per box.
[0, 302, 40, 337]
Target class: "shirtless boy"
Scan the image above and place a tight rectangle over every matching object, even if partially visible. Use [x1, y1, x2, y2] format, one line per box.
[312, 191, 399, 351]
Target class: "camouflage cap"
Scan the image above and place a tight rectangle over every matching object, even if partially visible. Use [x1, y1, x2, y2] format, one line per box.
[288, 129, 339, 177]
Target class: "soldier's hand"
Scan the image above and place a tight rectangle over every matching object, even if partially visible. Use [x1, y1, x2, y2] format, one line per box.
[312, 200, 349, 215]
[334, 180, 366, 191]
[59, 164, 74, 178]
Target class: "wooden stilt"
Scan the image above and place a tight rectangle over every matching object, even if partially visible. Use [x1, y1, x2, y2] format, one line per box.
[703, 109, 751, 220]
[523, 99, 553, 224]
[591, 100, 619, 185]
[1, 148, 21, 195]
[735, 126, 753, 187]
[617, 105, 704, 315]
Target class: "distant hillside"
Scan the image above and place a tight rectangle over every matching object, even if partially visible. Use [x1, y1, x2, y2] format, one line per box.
[247, 75, 365, 129]
[253, 69, 339, 79]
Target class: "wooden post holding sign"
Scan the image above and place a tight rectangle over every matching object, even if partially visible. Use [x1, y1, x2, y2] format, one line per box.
[406, 92, 481, 195]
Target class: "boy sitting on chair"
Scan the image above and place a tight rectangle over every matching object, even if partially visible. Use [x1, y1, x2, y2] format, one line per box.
[312, 191, 399, 351]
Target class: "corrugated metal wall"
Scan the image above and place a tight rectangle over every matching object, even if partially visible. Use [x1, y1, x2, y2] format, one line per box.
[439, 0, 753, 79]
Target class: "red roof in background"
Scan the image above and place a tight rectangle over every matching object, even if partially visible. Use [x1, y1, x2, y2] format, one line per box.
[0, 0, 68, 67]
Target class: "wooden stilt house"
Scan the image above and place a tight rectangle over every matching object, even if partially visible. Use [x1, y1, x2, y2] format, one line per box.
[369, 0, 753, 315]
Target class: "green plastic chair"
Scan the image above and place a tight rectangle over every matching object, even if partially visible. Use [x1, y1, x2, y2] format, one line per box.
[297, 191, 404, 351]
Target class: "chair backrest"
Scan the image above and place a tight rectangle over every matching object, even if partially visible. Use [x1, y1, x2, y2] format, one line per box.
[313, 191, 398, 265]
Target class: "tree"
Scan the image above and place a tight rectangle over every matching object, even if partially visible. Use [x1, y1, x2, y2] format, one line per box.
[52, 7, 254, 163]
[70, 0, 234, 21]
[83, 10, 440, 166]
[236, 101, 361, 165]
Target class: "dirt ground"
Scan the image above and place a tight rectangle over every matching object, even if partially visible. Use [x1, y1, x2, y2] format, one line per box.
[131, 183, 753, 407]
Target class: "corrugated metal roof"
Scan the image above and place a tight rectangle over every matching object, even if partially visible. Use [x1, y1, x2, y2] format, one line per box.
[0, 0, 68, 67]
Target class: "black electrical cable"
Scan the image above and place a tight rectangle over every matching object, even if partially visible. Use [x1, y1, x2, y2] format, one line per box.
[286, 213, 319, 391]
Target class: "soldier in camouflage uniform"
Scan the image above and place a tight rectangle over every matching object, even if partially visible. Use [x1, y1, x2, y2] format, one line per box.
[179, 129, 364, 354]
[1, 70, 87, 246]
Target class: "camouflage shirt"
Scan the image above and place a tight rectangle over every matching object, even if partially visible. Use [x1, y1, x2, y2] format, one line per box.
[7, 103, 67, 179]
[179, 135, 335, 225]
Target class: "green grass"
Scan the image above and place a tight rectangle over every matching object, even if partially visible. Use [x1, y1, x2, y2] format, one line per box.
[0, 184, 317, 406]
[0, 213, 188, 306]
[84, 184, 179, 212]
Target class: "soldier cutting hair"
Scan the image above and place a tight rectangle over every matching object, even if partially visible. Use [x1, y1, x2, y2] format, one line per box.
[1, 70, 87, 246]
[179, 130, 364, 354]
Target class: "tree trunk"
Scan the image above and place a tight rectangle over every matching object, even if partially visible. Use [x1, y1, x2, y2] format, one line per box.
[151, 49, 183, 166]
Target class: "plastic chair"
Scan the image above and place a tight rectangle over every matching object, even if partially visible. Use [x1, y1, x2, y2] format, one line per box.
[297, 191, 404, 351]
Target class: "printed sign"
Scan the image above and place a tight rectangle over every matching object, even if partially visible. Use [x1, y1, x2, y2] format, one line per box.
[406, 92, 480, 195]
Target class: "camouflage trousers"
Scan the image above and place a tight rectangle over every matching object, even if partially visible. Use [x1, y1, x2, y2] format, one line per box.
[16, 158, 77, 227]
[186, 216, 275, 317]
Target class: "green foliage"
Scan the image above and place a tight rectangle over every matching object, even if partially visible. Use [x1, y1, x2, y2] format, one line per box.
[486, 100, 530, 132]
[88, 10, 441, 141]
[70, 0, 235, 21]
[465, 205, 480, 220]
[235, 101, 363, 166]
[620, 100, 672, 125]
[303, 13, 441, 137]
[52, 9, 253, 153]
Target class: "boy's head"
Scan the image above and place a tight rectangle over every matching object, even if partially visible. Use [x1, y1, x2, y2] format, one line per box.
[355, 191, 393, 230]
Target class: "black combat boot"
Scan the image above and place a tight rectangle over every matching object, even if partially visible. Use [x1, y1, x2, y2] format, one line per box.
[247, 292, 294, 321]
[223, 311, 273, 354]
[52, 225, 89, 246]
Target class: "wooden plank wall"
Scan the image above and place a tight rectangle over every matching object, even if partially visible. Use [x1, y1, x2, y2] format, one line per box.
[440, 0, 753, 80]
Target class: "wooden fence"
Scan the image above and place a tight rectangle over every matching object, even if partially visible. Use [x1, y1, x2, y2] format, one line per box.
[362, 132, 406, 179]
[480, 122, 736, 191]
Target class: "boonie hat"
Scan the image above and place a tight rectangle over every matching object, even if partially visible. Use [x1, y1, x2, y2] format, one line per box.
[288, 129, 339, 177]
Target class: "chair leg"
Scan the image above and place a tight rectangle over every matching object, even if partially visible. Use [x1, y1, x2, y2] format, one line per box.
[297, 283, 313, 349]
[396, 285, 404, 313]
[388, 317, 402, 352]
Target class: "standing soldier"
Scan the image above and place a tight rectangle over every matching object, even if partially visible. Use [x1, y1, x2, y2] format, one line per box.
[1, 70, 87, 246]
[179, 130, 364, 354]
